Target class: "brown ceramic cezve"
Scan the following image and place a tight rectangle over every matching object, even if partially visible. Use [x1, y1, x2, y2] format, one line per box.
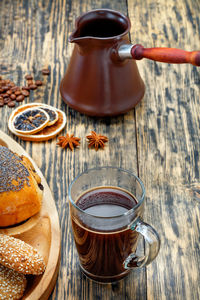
[60, 9, 200, 117]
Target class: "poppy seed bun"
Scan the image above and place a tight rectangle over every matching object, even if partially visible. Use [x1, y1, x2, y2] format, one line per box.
[0, 146, 43, 227]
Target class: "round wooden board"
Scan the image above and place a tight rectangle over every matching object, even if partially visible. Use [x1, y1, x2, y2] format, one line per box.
[0, 130, 61, 300]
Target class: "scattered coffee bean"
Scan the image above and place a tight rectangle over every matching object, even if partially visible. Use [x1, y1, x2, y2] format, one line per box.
[29, 84, 37, 90]
[2, 86, 9, 91]
[10, 94, 16, 100]
[42, 68, 50, 75]
[35, 80, 43, 86]
[10, 87, 17, 92]
[16, 95, 24, 102]
[22, 86, 30, 90]
[15, 90, 22, 96]
[7, 90, 12, 95]
[0, 69, 50, 109]
[27, 80, 33, 86]
[11, 86, 20, 92]
[8, 101, 16, 107]
[2, 93, 9, 98]
[25, 74, 33, 80]
[4, 97, 11, 104]
[21, 90, 30, 97]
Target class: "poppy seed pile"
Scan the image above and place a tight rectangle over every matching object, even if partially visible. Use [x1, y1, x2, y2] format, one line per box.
[0, 146, 30, 193]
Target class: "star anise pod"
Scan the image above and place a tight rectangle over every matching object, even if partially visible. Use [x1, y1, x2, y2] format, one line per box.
[86, 131, 108, 151]
[57, 133, 80, 151]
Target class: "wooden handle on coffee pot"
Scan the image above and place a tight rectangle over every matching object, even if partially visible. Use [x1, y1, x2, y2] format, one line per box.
[130, 44, 200, 66]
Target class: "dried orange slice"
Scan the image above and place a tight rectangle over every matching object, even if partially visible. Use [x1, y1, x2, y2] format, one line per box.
[12, 108, 49, 135]
[8, 103, 67, 141]
[37, 106, 58, 126]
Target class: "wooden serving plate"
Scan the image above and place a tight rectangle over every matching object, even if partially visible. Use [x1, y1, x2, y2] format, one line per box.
[0, 130, 61, 300]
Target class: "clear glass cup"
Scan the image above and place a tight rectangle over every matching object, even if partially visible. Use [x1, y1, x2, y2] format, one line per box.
[68, 166, 160, 283]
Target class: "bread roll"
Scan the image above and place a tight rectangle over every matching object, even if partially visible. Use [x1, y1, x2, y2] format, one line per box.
[0, 264, 27, 300]
[0, 146, 43, 227]
[0, 234, 46, 275]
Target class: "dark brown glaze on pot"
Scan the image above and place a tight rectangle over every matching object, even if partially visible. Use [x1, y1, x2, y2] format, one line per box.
[60, 9, 145, 116]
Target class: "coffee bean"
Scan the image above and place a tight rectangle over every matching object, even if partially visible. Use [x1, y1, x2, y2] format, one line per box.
[6, 83, 13, 88]
[16, 95, 24, 102]
[2, 93, 9, 98]
[21, 90, 30, 97]
[15, 90, 22, 96]
[10, 87, 17, 92]
[42, 68, 50, 75]
[29, 84, 37, 90]
[25, 74, 33, 80]
[27, 80, 33, 86]
[2, 86, 9, 91]
[0, 72, 48, 108]
[10, 94, 16, 100]
[8, 101, 15, 107]
[35, 80, 43, 86]
[11, 86, 20, 92]
[4, 97, 11, 104]
[22, 86, 30, 90]
[7, 90, 12, 95]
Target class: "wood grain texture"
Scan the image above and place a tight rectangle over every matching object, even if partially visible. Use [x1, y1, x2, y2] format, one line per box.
[128, 0, 200, 299]
[0, 0, 143, 299]
[0, 0, 199, 299]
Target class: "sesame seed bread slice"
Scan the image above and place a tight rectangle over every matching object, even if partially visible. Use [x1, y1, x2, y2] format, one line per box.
[0, 264, 27, 300]
[0, 234, 46, 275]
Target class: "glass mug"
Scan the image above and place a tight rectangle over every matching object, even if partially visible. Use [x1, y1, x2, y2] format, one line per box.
[68, 167, 160, 283]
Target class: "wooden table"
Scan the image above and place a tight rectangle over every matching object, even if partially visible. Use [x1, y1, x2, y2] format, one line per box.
[0, 0, 199, 299]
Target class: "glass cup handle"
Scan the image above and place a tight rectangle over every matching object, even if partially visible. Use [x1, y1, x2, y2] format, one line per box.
[124, 217, 161, 269]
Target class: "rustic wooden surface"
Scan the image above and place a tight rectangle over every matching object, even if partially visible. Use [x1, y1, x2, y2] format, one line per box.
[0, 0, 199, 299]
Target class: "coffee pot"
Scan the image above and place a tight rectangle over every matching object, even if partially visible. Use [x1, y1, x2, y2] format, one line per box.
[60, 9, 200, 116]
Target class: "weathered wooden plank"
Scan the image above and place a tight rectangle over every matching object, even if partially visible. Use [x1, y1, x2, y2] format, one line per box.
[1, 0, 199, 299]
[128, 0, 200, 299]
[0, 0, 146, 299]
